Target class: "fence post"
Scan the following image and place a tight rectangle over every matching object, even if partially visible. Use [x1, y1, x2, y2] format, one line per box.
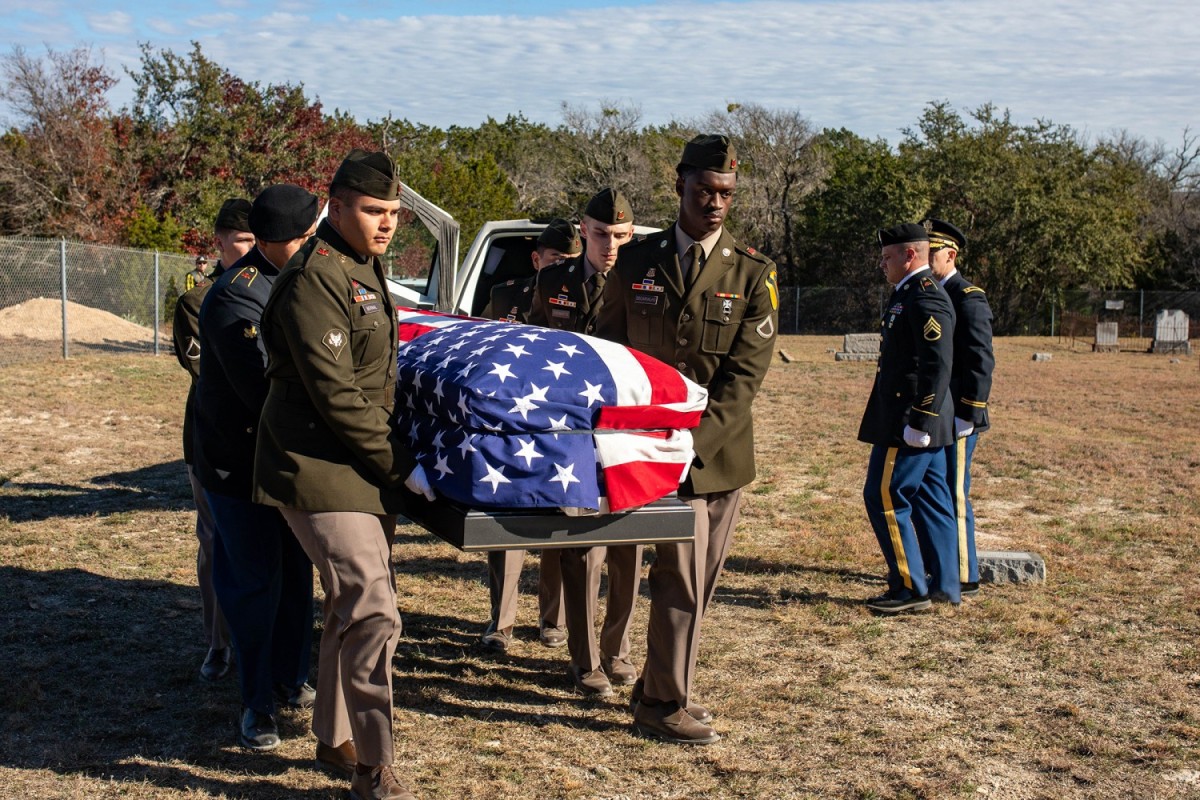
[1139, 289, 1144, 339]
[154, 250, 161, 356]
[60, 238, 68, 359]
[793, 286, 799, 335]
[1051, 302, 1056, 338]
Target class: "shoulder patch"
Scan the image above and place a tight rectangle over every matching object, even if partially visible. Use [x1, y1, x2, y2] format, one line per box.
[755, 315, 775, 340]
[923, 317, 943, 341]
[322, 329, 347, 359]
[963, 286, 985, 294]
[765, 269, 779, 311]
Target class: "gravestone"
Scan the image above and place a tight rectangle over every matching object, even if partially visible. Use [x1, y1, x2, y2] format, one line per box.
[1093, 321, 1119, 353]
[978, 550, 1046, 585]
[1152, 309, 1192, 355]
[835, 333, 881, 362]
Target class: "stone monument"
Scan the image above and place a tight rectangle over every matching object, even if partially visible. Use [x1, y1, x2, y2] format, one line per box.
[1093, 321, 1119, 353]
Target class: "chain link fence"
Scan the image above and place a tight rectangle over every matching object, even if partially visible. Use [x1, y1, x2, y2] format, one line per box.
[2, 236, 1196, 366]
[0, 237, 196, 366]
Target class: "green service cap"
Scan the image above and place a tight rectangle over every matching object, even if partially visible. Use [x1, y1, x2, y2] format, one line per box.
[537, 218, 582, 254]
[678, 134, 738, 173]
[922, 218, 967, 251]
[877, 222, 930, 247]
[583, 188, 633, 225]
[214, 198, 252, 232]
[331, 149, 401, 200]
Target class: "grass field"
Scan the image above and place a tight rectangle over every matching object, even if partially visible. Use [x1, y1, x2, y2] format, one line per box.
[1, 336, 1198, 799]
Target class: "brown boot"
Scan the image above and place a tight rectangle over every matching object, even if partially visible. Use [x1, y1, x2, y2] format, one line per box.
[350, 764, 417, 800]
[633, 699, 720, 745]
[315, 739, 356, 778]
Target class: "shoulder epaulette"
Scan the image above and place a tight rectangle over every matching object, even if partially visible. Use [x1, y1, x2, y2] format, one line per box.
[963, 285, 985, 294]
[735, 242, 773, 265]
[918, 275, 938, 290]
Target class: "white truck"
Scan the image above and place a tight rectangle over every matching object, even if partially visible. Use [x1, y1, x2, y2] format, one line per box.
[383, 182, 656, 317]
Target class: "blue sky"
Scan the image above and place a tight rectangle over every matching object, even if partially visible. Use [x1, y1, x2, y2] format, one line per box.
[3, 0, 1198, 146]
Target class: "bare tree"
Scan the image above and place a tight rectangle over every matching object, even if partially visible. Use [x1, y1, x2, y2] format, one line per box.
[559, 101, 656, 218]
[0, 45, 133, 241]
[700, 103, 826, 279]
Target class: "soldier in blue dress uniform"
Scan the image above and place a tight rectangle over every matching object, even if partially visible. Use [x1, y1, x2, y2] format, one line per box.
[923, 218, 994, 598]
[194, 184, 320, 750]
[858, 222, 960, 612]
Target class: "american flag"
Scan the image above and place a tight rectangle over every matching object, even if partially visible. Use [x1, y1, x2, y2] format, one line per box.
[392, 308, 707, 512]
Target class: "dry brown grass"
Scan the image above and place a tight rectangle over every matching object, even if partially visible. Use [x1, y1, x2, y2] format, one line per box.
[1, 337, 1198, 799]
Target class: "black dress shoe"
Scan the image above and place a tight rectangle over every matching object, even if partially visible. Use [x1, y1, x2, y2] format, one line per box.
[275, 682, 316, 709]
[961, 581, 981, 598]
[199, 647, 232, 683]
[238, 707, 280, 751]
[865, 591, 932, 614]
[930, 591, 962, 606]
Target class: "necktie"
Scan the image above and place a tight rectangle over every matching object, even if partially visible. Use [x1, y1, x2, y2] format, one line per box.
[685, 242, 703, 283]
[588, 271, 606, 308]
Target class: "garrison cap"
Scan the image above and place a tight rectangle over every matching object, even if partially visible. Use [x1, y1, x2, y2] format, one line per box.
[249, 184, 319, 242]
[537, 218, 582, 254]
[678, 133, 738, 173]
[331, 148, 401, 200]
[922, 218, 967, 251]
[214, 198, 252, 233]
[877, 222, 930, 247]
[583, 188, 633, 225]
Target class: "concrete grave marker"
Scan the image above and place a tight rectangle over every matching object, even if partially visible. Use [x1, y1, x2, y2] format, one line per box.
[1152, 309, 1192, 355]
[1093, 321, 1119, 353]
[835, 333, 881, 362]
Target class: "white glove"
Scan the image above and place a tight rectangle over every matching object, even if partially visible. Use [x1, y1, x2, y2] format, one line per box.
[954, 417, 975, 439]
[404, 465, 435, 501]
[902, 425, 931, 448]
[651, 429, 694, 458]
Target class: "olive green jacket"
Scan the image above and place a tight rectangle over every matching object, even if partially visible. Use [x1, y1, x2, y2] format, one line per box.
[595, 225, 778, 495]
[253, 220, 415, 514]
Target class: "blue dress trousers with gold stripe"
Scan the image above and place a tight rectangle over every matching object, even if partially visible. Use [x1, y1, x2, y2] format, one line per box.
[941, 270, 995, 585]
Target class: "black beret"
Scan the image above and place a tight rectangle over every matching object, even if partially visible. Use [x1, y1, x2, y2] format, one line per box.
[537, 218, 582, 254]
[331, 148, 401, 200]
[583, 188, 633, 225]
[249, 184, 319, 242]
[214, 198, 252, 233]
[877, 223, 930, 247]
[678, 134, 738, 173]
[922, 218, 967, 251]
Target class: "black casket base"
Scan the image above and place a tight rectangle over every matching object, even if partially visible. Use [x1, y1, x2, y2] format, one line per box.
[399, 494, 695, 552]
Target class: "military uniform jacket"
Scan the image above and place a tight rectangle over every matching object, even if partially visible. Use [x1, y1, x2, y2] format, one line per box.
[172, 264, 223, 465]
[857, 268, 957, 448]
[528, 254, 604, 335]
[482, 275, 536, 323]
[595, 225, 778, 495]
[253, 219, 415, 514]
[193, 249, 279, 499]
[942, 271, 994, 432]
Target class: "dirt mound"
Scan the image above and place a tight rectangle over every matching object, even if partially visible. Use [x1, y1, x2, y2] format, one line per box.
[0, 297, 164, 344]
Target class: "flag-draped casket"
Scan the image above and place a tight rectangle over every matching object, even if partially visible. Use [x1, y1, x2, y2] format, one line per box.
[391, 308, 707, 514]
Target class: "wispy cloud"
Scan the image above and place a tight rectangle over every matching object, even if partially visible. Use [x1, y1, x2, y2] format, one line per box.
[86, 10, 133, 36]
[4, 0, 1197, 145]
